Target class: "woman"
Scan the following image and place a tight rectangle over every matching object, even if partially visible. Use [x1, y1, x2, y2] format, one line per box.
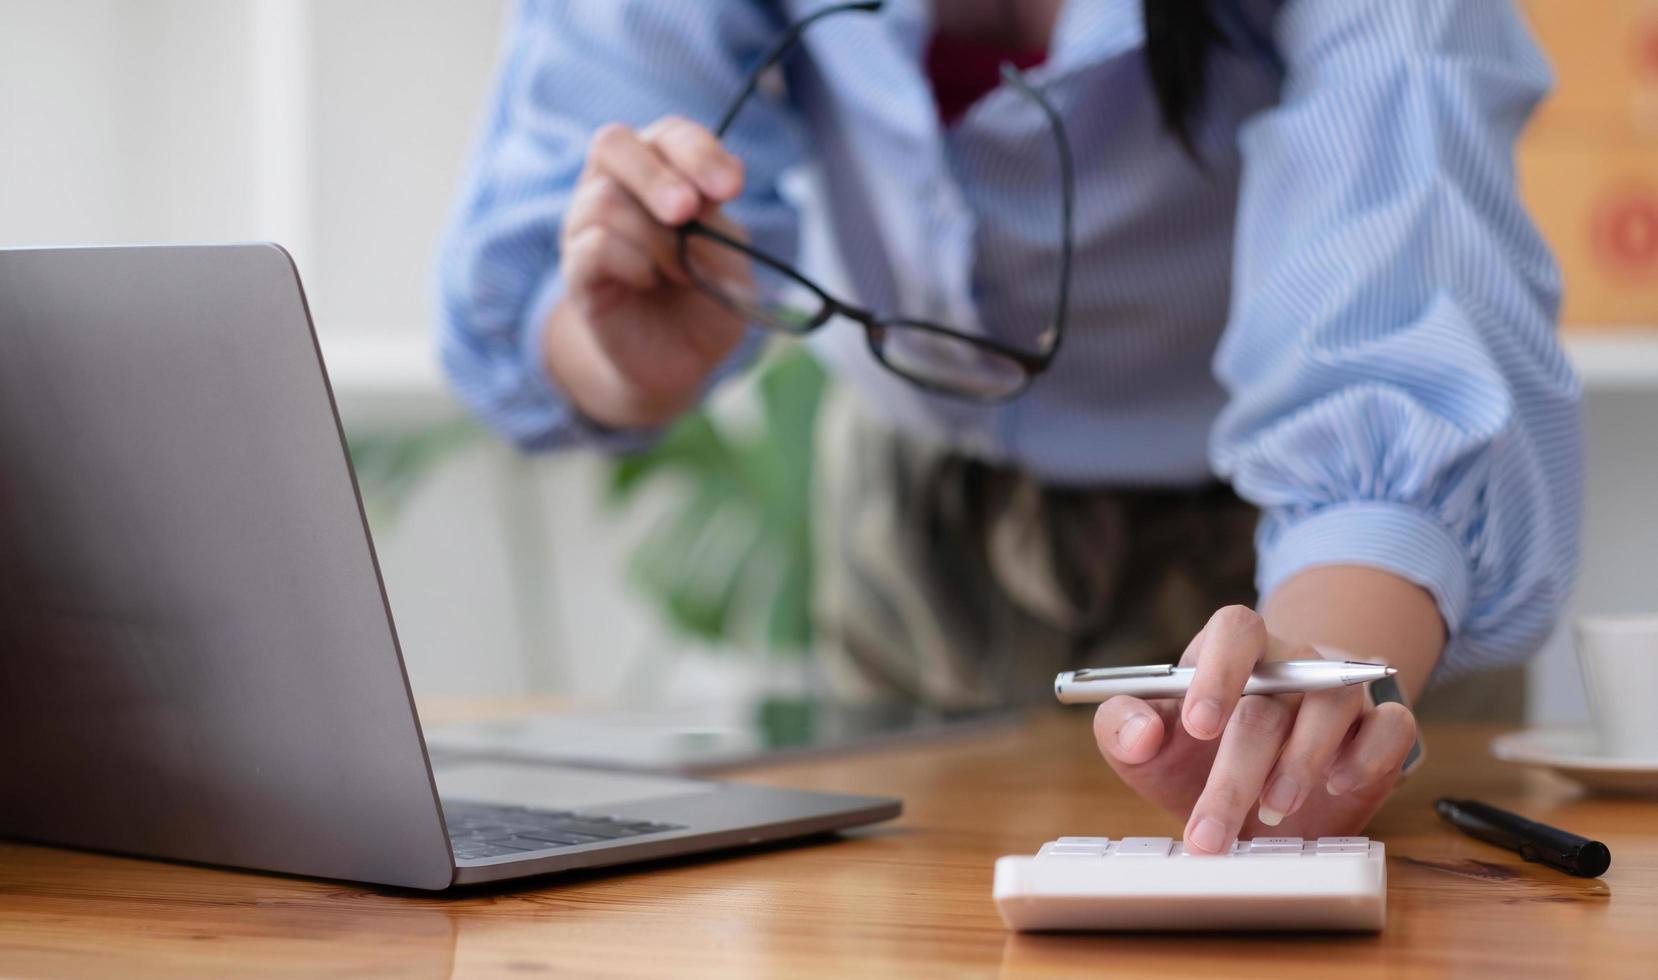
[437, 0, 1581, 853]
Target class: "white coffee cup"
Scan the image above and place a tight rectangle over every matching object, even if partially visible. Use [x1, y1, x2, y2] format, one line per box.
[1575, 615, 1658, 759]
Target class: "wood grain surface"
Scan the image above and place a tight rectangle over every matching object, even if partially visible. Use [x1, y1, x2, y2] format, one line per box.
[1, 710, 1652, 978]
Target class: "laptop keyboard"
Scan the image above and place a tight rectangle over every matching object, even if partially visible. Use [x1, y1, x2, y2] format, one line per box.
[442, 801, 684, 862]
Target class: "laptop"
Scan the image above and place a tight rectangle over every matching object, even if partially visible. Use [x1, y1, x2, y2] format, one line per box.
[0, 243, 899, 890]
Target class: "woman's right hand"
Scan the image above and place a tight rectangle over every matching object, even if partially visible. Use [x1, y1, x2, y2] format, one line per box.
[543, 116, 751, 429]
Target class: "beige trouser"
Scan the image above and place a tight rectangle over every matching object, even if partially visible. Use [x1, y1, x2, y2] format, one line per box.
[810, 388, 1523, 721]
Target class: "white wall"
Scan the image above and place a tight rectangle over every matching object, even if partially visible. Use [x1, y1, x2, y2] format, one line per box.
[308, 0, 509, 333]
[0, 0, 506, 332]
[1, 0, 261, 245]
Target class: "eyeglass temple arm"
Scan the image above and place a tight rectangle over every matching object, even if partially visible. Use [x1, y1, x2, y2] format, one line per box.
[712, 1, 885, 138]
[999, 63, 1074, 363]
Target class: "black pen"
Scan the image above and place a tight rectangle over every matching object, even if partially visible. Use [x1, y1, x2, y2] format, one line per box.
[1435, 798, 1612, 878]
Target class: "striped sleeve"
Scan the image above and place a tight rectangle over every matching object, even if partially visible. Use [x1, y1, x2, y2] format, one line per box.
[434, 0, 804, 451]
[1210, 0, 1583, 681]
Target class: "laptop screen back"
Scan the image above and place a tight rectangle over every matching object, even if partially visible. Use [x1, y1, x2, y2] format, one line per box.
[0, 245, 452, 889]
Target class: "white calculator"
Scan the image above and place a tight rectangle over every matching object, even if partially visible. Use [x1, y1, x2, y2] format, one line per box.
[994, 836, 1386, 932]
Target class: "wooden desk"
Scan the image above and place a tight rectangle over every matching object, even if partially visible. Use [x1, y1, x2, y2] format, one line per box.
[2, 714, 1653, 978]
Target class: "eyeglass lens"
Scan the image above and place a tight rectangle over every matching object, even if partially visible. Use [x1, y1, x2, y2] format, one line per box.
[874, 322, 1032, 400]
[681, 234, 827, 336]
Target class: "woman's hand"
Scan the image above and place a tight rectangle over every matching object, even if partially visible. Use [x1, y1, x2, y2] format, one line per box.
[543, 116, 754, 429]
[1092, 603, 1419, 853]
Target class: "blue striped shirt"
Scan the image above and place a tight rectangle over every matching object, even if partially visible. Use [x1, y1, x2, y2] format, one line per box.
[436, 0, 1582, 680]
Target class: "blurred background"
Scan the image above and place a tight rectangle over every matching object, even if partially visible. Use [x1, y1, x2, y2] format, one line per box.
[2, 0, 1654, 725]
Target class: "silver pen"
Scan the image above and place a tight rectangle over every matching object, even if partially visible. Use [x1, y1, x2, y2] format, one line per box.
[1053, 660, 1397, 704]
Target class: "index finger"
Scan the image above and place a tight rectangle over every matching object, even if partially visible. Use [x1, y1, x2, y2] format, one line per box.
[584, 122, 700, 225]
[1182, 606, 1268, 740]
[642, 116, 744, 203]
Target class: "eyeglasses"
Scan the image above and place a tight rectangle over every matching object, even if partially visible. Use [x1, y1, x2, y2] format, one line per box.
[676, 0, 1075, 402]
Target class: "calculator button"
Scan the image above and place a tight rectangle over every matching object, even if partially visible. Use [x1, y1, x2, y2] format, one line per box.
[1116, 837, 1174, 857]
[1172, 841, 1231, 857]
[1316, 836, 1371, 855]
[1247, 836, 1304, 854]
[1039, 842, 1106, 858]
[1246, 839, 1299, 855]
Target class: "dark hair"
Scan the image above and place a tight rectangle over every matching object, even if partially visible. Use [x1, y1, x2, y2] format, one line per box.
[1141, 0, 1225, 157]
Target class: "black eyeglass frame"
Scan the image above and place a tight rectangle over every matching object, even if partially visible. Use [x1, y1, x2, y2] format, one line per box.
[674, 0, 1075, 402]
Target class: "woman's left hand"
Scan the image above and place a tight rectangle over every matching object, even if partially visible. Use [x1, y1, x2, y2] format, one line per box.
[1092, 605, 1417, 853]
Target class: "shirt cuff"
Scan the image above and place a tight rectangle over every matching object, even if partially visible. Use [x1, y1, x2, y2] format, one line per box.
[1256, 501, 1474, 640]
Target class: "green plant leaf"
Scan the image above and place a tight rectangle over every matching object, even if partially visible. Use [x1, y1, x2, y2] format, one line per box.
[607, 343, 826, 656]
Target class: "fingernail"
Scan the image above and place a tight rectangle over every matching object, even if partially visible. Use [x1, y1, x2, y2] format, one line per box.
[656, 185, 692, 217]
[714, 163, 742, 195]
[1187, 816, 1228, 855]
[1326, 771, 1356, 796]
[1258, 775, 1299, 827]
[1117, 714, 1150, 752]
[1186, 698, 1222, 738]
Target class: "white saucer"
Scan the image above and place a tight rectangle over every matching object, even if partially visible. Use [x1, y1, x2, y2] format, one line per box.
[1490, 727, 1658, 796]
